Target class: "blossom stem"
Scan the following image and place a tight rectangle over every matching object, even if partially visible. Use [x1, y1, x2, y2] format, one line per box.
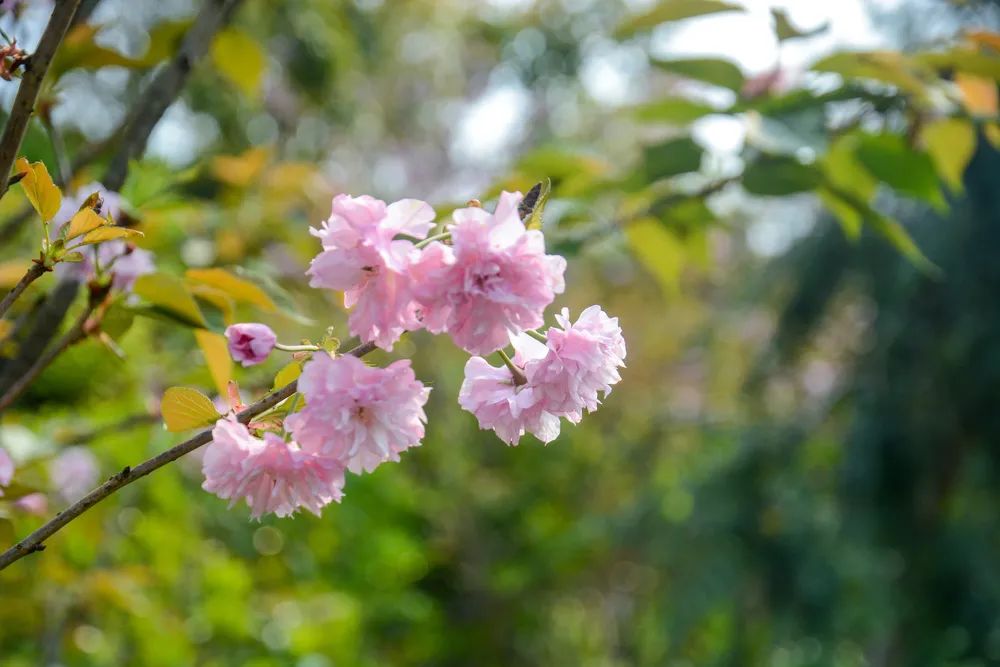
[0, 340, 378, 571]
[497, 349, 528, 387]
[274, 342, 320, 353]
[0, 261, 47, 320]
[526, 329, 548, 343]
[414, 231, 451, 249]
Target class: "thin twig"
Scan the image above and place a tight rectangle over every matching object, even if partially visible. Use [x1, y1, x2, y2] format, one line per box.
[0, 299, 95, 412]
[0, 341, 377, 571]
[103, 0, 245, 190]
[0, 261, 46, 319]
[0, 0, 83, 201]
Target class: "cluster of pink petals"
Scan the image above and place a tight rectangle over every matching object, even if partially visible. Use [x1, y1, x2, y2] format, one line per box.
[202, 418, 345, 519]
[286, 353, 430, 474]
[459, 306, 625, 445]
[307, 194, 435, 350]
[412, 191, 566, 355]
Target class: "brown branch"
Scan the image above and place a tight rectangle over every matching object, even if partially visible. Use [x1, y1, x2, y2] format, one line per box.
[0, 0, 84, 201]
[0, 297, 95, 412]
[102, 0, 244, 190]
[0, 261, 47, 319]
[0, 341, 377, 571]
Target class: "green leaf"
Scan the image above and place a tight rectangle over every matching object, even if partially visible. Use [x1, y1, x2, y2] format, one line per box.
[810, 51, 929, 95]
[853, 133, 946, 210]
[820, 133, 878, 239]
[524, 179, 551, 231]
[651, 57, 745, 91]
[14, 157, 61, 222]
[616, 0, 743, 38]
[626, 218, 686, 295]
[642, 136, 704, 182]
[772, 8, 829, 42]
[133, 273, 208, 328]
[273, 361, 303, 391]
[633, 98, 719, 124]
[161, 387, 221, 432]
[211, 28, 267, 97]
[102, 304, 135, 341]
[195, 329, 233, 398]
[742, 154, 822, 196]
[915, 48, 1000, 80]
[922, 117, 976, 193]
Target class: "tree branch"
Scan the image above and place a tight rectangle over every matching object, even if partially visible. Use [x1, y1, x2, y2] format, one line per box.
[0, 341, 377, 571]
[0, 296, 96, 411]
[0, 261, 47, 319]
[0, 0, 83, 201]
[102, 0, 244, 190]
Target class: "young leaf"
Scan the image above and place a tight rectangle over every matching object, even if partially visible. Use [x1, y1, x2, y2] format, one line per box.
[771, 8, 828, 42]
[185, 267, 277, 311]
[64, 208, 106, 240]
[524, 179, 552, 231]
[161, 387, 221, 432]
[80, 226, 144, 245]
[14, 157, 62, 222]
[616, 0, 742, 39]
[210, 28, 266, 97]
[922, 118, 976, 193]
[195, 329, 233, 397]
[272, 361, 302, 391]
[651, 57, 745, 92]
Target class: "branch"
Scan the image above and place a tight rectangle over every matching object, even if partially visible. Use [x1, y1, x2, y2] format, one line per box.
[0, 341, 377, 571]
[0, 0, 83, 200]
[0, 261, 47, 319]
[102, 0, 244, 190]
[0, 296, 96, 411]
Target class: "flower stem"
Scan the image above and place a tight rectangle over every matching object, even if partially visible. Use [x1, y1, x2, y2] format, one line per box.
[526, 329, 548, 343]
[415, 231, 451, 249]
[497, 349, 528, 387]
[274, 342, 320, 353]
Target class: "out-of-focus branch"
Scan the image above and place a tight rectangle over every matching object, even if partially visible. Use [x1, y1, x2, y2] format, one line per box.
[102, 0, 244, 190]
[0, 295, 96, 412]
[0, 341, 377, 571]
[0, 0, 84, 201]
[0, 261, 47, 319]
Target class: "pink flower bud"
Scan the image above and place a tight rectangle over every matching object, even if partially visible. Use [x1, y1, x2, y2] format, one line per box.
[225, 323, 278, 367]
[0, 446, 13, 495]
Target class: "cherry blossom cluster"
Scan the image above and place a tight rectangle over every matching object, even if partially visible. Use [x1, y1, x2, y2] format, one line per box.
[207, 190, 625, 519]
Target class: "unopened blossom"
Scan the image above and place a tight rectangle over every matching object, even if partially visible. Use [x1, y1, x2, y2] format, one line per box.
[0, 446, 13, 496]
[307, 194, 435, 350]
[286, 353, 430, 474]
[526, 306, 626, 422]
[50, 446, 99, 503]
[225, 323, 277, 367]
[412, 191, 566, 355]
[458, 353, 561, 446]
[202, 417, 345, 519]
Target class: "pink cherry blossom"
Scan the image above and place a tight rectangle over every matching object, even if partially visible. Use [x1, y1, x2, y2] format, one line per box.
[458, 355, 561, 446]
[202, 417, 345, 519]
[286, 353, 430, 474]
[411, 191, 566, 355]
[50, 446, 98, 503]
[307, 194, 435, 350]
[14, 493, 48, 515]
[526, 306, 626, 422]
[225, 322, 278, 367]
[0, 446, 13, 496]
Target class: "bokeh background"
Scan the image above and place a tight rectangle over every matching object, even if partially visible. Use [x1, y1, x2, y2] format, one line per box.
[1, 0, 1000, 665]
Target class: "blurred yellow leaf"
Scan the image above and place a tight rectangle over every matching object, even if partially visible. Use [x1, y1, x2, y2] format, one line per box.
[626, 218, 685, 295]
[188, 283, 235, 323]
[161, 386, 220, 432]
[0, 320, 12, 342]
[15, 157, 61, 222]
[0, 259, 27, 288]
[957, 73, 998, 115]
[194, 330, 232, 397]
[211, 147, 270, 188]
[133, 273, 208, 328]
[80, 226, 144, 245]
[922, 118, 976, 193]
[272, 361, 302, 391]
[64, 208, 106, 240]
[967, 30, 1000, 52]
[185, 267, 277, 311]
[211, 28, 266, 97]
